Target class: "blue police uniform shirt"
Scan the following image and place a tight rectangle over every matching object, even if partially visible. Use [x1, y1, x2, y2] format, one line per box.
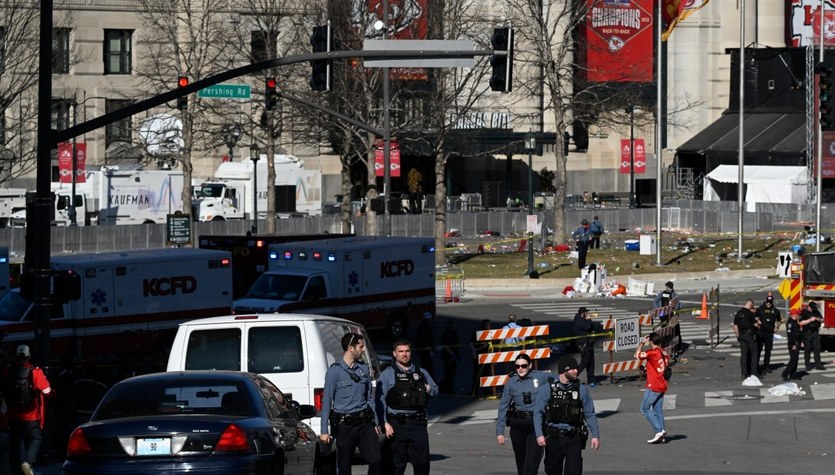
[533, 379, 600, 440]
[590, 220, 603, 235]
[378, 362, 438, 423]
[496, 370, 550, 436]
[572, 226, 591, 242]
[320, 359, 376, 435]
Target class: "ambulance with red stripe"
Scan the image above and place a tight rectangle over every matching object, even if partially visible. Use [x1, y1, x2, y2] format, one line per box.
[798, 251, 835, 339]
[0, 248, 233, 359]
[231, 236, 435, 337]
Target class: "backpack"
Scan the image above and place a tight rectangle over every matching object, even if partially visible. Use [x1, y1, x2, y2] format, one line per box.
[6, 364, 36, 409]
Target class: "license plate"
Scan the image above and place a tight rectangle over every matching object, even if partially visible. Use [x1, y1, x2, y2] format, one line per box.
[136, 437, 171, 456]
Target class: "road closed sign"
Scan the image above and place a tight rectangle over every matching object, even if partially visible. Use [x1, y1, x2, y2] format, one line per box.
[615, 316, 640, 351]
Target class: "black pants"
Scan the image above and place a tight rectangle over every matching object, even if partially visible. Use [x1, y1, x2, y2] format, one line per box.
[0, 430, 9, 475]
[738, 333, 757, 379]
[576, 241, 589, 269]
[590, 234, 601, 249]
[577, 345, 595, 385]
[388, 417, 429, 475]
[804, 332, 822, 369]
[335, 421, 380, 475]
[756, 333, 774, 371]
[508, 418, 543, 475]
[782, 344, 800, 379]
[9, 419, 41, 473]
[544, 432, 583, 475]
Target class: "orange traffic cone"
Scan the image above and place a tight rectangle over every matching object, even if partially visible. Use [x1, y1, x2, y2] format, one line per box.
[444, 279, 453, 303]
[697, 292, 708, 320]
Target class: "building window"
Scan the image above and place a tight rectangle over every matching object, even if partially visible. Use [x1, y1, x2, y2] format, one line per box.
[104, 30, 132, 74]
[251, 30, 277, 63]
[105, 99, 133, 147]
[53, 28, 70, 74]
[51, 99, 73, 131]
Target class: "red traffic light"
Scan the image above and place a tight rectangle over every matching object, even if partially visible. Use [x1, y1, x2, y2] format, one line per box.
[178, 76, 189, 88]
[266, 78, 277, 89]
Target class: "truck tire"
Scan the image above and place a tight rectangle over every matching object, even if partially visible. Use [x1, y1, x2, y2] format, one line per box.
[388, 314, 408, 338]
[211, 216, 226, 222]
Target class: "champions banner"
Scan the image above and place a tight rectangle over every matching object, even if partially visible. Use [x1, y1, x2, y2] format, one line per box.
[620, 138, 646, 174]
[583, 0, 654, 83]
[58, 142, 87, 184]
[374, 138, 401, 177]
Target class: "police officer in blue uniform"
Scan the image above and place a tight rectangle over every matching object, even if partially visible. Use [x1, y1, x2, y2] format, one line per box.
[733, 300, 759, 381]
[320, 332, 381, 475]
[534, 355, 601, 475]
[496, 353, 549, 475]
[379, 338, 438, 475]
[571, 220, 592, 269]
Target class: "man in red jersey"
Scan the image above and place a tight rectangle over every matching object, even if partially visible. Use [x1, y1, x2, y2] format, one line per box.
[5, 345, 52, 475]
[634, 333, 668, 444]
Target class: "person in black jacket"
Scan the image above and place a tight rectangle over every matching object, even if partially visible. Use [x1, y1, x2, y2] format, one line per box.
[733, 300, 759, 381]
[800, 301, 825, 371]
[755, 295, 782, 374]
[781, 310, 803, 381]
[573, 307, 601, 387]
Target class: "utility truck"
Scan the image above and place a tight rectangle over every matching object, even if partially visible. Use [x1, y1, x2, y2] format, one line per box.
[0, 248, 232, 359]
[1, 188, 86, 227]
[232, 236, 435, 337]
[192, 154, 322, 221]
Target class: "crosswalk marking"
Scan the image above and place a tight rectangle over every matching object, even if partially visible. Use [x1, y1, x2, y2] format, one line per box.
[663, 394, 676, 410]
[759, 388, 788, 403]
[705, 390, 734, 407]
[810, 383, 835, 400]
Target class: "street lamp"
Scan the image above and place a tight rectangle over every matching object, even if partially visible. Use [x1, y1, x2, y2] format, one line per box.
[250, 142, 260, 234]
[221, 124, 242, 161]
[525, 131, 538, 279]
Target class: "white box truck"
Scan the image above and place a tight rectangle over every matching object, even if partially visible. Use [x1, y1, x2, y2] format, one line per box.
[192, 154, 322, 221]
[232, 236, 435, 337]
[0, 248, 232, 359]
[1, 188, 87, 227]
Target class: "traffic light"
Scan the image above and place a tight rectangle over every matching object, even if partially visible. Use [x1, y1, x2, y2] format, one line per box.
[490, 27, 514, 93]
[177, 76, 189, 111]
[265, 77, 278, 110]
[817, 63, 834, 131]
[53, 269, 81, 302]
[310, 24, 332, 92]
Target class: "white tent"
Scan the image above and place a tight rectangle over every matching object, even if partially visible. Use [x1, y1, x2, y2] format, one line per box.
[702, 165, 808, 212]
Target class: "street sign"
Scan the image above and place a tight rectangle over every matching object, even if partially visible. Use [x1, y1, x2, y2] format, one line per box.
[198, 84, 251, 99]
[167, 213, 191, 245]
[778, 278, 792, 300]
[526, 215, 538, 234]
[615, 316, 640, 351]
[777, 251, 792, 278]
[364, 40, 474, 68]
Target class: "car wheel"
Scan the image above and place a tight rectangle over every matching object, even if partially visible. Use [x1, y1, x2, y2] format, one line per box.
[314, 448, 336, 475]
[388, 314, 408, 338]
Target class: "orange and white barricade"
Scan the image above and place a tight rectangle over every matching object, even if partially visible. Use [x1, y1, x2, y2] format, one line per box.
[601, 314, 653, 382]
[474, 325, 550, 398]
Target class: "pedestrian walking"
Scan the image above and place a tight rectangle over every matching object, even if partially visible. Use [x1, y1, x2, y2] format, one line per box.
[589, 216, 604, 249]
[471, 319, 493, 398]
[415, 312, 436, 379]
[4, 345, 52, 475]
[439, 319, 460, 394]
[733, 300, 759, 381]
[755, 294, 782, 374]
[652, 281, 682, 357]
[571, 220, 592, 270]
[533, 355, 601, 475]
[319, 333, 381, 475]
[379, 339, 438, 475]
[573, 307, 601, 387]
[781, 309, 803, 381]
[496, 354, 548, 475]
[634, 333, 668, 444]
[800, 301, 825, 371]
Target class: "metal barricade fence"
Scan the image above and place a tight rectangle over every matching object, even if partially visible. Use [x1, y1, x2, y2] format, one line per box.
[436, 266, 465, 303]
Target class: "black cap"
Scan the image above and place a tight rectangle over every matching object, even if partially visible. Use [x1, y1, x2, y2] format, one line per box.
[578, 307, 588, 314]
[809, 301, 818, 309]
[665, 281, 674, 288]
[581, 219, 589, 225]
[557, 355, 579, 373]
[765, 295, 774, 303]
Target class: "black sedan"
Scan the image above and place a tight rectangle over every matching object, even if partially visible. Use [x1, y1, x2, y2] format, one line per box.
[63, 371, 316, 474]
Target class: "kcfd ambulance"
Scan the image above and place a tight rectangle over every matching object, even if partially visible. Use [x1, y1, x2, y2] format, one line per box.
[232, 236, 435, 337]
[798, 251, 835, 339]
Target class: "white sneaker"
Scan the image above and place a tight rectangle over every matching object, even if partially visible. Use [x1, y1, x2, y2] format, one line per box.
[647, 432, 665, 444]
[21, 462, 33, 475]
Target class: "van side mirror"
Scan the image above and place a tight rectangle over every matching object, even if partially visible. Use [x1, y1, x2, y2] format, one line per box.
[297, 404, 316, 419]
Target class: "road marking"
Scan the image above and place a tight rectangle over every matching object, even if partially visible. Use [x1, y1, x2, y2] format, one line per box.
[705, 390, 733, 407]
[759, 388, 788, 403]
[809, 383, 835, 400]
[459, 409, 498, 426]
[594, 398, 621, 413]
[666, 407, 835, 420]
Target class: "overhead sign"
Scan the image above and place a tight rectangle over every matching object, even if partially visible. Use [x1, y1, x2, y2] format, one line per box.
[615, 316, 640, 351]
[777, 251, 793, 278]
[363, 39, 474, 68]
[198, 84, 251, 99]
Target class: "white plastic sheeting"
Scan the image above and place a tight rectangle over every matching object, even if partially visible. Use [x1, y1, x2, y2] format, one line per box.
[702, 165, 808, 212]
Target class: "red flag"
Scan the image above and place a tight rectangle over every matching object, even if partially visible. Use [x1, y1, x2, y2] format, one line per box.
[662, 0, 709, 41]
[75, 143, 87, 183]
[374, 139, 401, 178]
[58, 142, 73, 183]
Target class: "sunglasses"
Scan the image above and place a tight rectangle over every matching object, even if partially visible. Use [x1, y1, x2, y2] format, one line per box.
[514, 364, 529, 369]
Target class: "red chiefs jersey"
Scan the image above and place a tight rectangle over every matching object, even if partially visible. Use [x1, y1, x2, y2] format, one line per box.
[639, 347, 668, 393]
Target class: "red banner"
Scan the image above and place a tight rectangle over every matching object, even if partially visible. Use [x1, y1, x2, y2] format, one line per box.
[789, 0, 835, 47]
[820, 131, 835, 178]
[374, 139, 401, 177]
[583, 0, 654, 83]
[620, 138, 646, 174]
[57, 142, 87, 183]
[367, 0, 429, 80]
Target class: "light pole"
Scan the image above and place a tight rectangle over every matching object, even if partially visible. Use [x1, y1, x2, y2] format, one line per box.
[628, 104, 635, 208]
[221, 124, 242, 161]
[70, 100, 78, 226]
[250, 142, 260, 234]
[525, 131, 537, 278]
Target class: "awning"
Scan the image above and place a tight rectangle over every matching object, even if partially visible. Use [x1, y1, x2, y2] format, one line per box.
[676, 112, 806, 170]
[703, 165, 808, 211]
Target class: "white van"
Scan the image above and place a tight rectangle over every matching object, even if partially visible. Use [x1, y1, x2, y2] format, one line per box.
[166, 313, 381, 440]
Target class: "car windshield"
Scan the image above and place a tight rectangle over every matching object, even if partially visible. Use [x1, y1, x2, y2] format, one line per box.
[93, 378, 254, 420]
[196, 184, 224, 198]
[0, 290, 31, 323]
[245, 274, 309, 301]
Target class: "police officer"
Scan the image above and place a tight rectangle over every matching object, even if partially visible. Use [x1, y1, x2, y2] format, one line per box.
[571, 219, 592, 269]
[781, 310, 803, 381]
[320, 333, 381, 475]
[379, 339, 438, 475]
[496, 354, 549, 475]
[534, 355, 601, 475]
[652, 281, 682, 356]
[755, 294, 782, 374]
[573, 307, 600, 387]
[733, 299, 759, 381]
[800, 301, 825, 371]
